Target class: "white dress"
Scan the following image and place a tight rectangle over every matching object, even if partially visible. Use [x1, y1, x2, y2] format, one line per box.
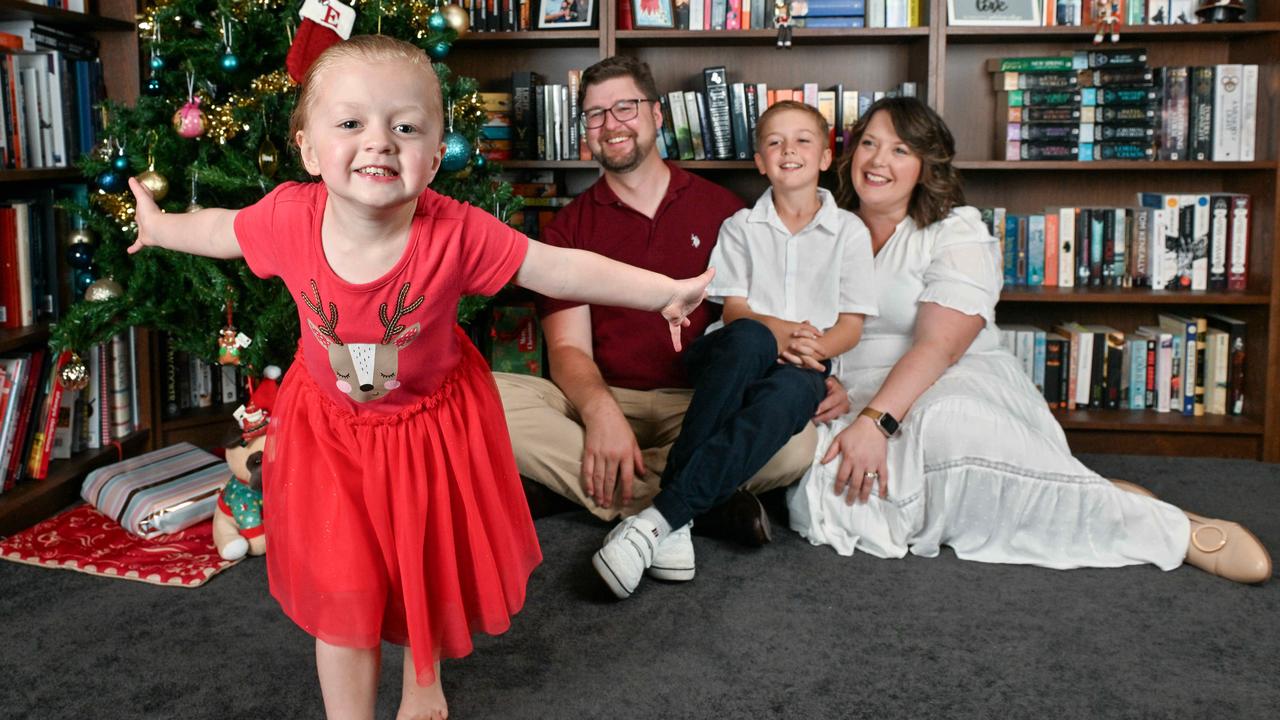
[787, 207, 1190, 570]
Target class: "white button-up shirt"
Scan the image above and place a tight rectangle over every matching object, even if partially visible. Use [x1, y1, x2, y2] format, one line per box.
[705, 187, 878, 335]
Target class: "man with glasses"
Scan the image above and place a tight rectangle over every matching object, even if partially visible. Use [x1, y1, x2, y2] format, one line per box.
[495, 56, 847, 578]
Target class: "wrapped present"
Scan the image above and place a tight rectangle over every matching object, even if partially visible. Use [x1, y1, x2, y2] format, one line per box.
[81, 442, 228, 539]
[489, 304, 542, 376]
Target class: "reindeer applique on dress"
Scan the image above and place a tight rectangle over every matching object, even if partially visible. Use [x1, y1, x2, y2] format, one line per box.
[302, 279, 425, 403]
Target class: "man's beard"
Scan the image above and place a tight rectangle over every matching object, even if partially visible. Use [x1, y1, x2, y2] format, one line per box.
[594, 133, 647, 173]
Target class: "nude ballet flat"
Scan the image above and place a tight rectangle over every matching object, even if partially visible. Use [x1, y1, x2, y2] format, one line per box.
[1109, 478, 1158, 499]
[1184, 512, 1272, 585]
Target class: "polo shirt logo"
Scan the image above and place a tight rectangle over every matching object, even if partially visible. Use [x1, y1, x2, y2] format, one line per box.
[691, 234, 701, 248]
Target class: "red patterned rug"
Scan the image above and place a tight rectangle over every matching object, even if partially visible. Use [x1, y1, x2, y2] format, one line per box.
[0, 503, 241, 587]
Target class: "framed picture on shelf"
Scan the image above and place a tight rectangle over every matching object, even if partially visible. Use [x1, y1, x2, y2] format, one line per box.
[536, 0, 595, 28]
[632, 0, 675, 28]
[948, 0, 1043, 26]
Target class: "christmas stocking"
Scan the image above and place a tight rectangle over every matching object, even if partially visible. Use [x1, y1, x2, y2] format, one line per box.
[286, 0, 357, 84]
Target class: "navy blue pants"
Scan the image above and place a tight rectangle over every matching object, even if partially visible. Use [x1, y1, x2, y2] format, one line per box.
[651, 319, 828, 529]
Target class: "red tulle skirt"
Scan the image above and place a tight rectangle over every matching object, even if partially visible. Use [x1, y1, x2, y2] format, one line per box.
[263, 327, 541, 686]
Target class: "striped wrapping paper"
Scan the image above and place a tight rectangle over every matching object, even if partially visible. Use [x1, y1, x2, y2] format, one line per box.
[80, 442, 228, 539]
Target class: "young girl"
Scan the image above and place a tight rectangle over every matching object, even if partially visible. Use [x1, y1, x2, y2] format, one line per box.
[126, 35, 712, 720]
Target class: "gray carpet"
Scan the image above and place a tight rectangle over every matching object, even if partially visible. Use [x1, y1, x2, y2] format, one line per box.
[2, 453, 1278, 720]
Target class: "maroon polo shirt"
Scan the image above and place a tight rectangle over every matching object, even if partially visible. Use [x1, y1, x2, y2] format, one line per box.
[537, 162, 745, 390]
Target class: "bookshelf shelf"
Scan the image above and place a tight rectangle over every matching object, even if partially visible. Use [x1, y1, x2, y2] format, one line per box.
[944, 22, 1280, 43]
[0, 431, 148, 538]
[956, 161, 1280, 171]
[0, 0, 134, 30]
[456, 29, 600, 47]
[160, 404, 238, 432]
[1000, 289, 1272, 305]
[0, 168, 84, 184]
[1052, 409, 1262, 434]
[0, 325, 50, 354]
[500, 159, 598, 169]
[616, 27, 930, 47]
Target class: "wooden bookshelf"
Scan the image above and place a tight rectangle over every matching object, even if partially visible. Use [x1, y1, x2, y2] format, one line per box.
[0, 0, 142, 537]
[444, 1, 1280, 461]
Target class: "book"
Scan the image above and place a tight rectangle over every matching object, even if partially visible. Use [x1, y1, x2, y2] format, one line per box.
[1205, 313, 1246, 415]
[702, 66, 733, 160]
[1211, 64, 1242, 162]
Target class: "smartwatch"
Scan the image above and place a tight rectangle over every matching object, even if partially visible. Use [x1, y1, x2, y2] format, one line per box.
[858, 407, 901, 438]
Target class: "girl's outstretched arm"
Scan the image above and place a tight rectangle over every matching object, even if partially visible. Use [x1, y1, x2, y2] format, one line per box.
[514, 239, 713, 351]
[126, 177, 243, 259]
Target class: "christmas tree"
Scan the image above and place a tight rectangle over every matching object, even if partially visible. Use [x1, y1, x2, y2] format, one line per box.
[52, 0, 519, 383]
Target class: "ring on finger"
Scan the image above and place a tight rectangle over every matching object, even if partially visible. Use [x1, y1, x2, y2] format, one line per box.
[863, 471, 879, 481]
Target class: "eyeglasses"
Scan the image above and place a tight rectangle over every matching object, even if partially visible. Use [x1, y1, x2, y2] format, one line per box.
[580, 98, 653, 129]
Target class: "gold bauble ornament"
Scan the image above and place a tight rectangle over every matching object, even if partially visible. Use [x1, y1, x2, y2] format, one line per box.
[84, 277, 125, 302]
[59, 353, 90, 391]
[137, 169, 169, 201]
[441, 4, 470, 37]
[258, 136, 280, 178]
[67, 227, 96, 245]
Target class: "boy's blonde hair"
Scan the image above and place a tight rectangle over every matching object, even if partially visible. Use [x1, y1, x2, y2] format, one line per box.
[754, 100, 830, 151]
[288, 35, 443, 142]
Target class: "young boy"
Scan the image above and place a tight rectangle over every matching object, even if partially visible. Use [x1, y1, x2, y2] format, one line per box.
[593, 99, 878, 599]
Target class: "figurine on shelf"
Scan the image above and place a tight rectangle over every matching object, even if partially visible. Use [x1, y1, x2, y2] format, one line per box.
[1196, 0, 1247, 23]
[1092, 1, 1122, 44]
[775, 0, 792, 48]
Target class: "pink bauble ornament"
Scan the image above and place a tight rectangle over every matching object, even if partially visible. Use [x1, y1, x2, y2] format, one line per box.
[173, 97, 207, 138]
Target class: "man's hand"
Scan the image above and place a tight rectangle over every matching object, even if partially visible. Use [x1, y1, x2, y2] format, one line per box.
[661, 267, 714, 351]
[126, 177, 162, 254]
[582, 406, 647, 509]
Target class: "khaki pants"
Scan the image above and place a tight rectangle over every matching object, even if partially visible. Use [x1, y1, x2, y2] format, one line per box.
[494, 372, 817, 521]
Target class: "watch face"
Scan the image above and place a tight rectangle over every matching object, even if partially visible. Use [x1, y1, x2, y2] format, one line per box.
[880, 412, 900, 435]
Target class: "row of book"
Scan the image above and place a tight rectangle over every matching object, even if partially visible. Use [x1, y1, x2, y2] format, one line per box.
[510, 69, 587, 162]
[157, 333, 252, 420]
[1002, 312, 1246, 417]
[620, 0, 924, 30]
[0, 20, 108, 170]
[993, 50, 1259, 163]
[0, 329, 139, 494]
[503, 171, 574, 240]
[1034, 1, 1237, 27]
[0, 187, 68, 329]
[657, 71, 917, 162]
[980, 192, 1251, 291]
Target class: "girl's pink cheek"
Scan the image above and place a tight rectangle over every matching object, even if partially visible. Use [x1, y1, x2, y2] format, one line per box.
[383, 380, 401, 390]
[336, 380, 353, 393]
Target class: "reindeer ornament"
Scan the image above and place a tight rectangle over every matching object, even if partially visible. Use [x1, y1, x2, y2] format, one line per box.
[302, 280, 425, 403]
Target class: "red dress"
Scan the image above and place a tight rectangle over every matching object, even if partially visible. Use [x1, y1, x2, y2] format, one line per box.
[234, 182, 541, 685]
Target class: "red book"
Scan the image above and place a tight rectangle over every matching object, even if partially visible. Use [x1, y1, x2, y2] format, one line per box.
[617, 0, 633, 29]
[31, 351, 69, 480]
[4, 348, 44, 488]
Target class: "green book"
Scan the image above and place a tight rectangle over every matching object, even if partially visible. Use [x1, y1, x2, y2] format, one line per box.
[985, 56, 1074, 73]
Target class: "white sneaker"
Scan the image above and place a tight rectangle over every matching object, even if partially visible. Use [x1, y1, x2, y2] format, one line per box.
[592, 516, 660, 599]
[647, 522, 695, 582]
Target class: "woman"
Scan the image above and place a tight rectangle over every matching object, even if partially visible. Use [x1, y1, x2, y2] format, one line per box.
[787, 97, 1270, 584]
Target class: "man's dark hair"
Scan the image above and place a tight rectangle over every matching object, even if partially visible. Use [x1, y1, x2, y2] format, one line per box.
[578, 55, 660, 111]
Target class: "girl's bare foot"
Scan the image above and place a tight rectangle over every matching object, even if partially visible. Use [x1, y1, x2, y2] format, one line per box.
[397, 653, 447, 720]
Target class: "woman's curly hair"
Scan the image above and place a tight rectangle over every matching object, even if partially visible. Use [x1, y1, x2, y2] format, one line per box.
[835, 96, 965, 228]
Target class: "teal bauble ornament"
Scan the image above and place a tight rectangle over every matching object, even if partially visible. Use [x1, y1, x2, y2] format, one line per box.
[428, 11, 448, 32]
[74, 269, 96, 295]
[145, 76, 162, 95]
[97, 170, 123, 193]
[220, 52, 239, 72]
[440, 131, 470, 172]
[426, 40, 451, 61]
[150, 54, 165, 71]
[112, 154, 129, 172]
[473, 151, 487, 171]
